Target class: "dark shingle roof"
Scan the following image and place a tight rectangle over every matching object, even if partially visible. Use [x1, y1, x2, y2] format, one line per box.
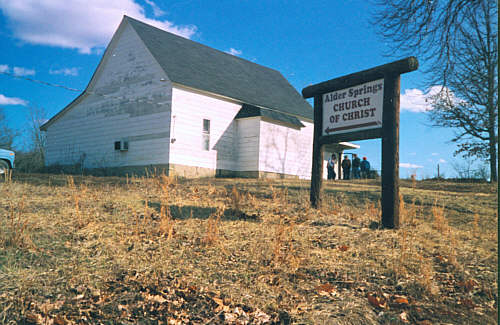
[235, 104, 305, 128]
[126, 16, 313, 120]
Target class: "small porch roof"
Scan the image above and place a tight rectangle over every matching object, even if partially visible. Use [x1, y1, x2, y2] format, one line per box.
[235, 104, 305, 128]
[324, 142, 360, 153]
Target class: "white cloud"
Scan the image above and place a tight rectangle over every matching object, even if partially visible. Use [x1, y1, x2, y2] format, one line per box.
[0, 0, 197, 54]
[438, 159, 447, 163]
[0, 94, 28, 106]
[49, 67, 79, 76]
[226, 48, 242, 56]
[1, 64, 36, 76]
[400, 86, 445, 113]
[13, 66, 35, 76]
[144, 0, 165, 17]
[431, 152, 439, 156]
[0, 64, 35, 76]
[400, 162, 423, 169]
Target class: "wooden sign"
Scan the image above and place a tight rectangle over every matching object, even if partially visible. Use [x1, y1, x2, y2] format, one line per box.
[322, 79, 384, 136]
[302, 57, 419, 229]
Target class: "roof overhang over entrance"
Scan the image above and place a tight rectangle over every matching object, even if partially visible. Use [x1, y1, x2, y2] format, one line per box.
[323, 142, 359, 153]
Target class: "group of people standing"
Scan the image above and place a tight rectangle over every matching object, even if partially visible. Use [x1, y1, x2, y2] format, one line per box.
[327, 153, 371, 180]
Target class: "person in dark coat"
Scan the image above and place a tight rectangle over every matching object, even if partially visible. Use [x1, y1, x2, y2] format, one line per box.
[360, 156, 371, 179]
[352, 154, 361, 179]
[341, 155, 351, 180]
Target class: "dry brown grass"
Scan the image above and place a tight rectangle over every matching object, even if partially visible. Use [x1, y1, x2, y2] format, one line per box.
[0, 173, 497, 324]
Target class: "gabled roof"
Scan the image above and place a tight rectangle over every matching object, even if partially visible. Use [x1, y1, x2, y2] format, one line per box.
[126, 16, 313, 120]
[41, 16, 313, 131]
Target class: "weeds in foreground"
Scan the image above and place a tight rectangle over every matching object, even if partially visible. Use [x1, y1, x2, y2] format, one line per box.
[2, 168, 12, 183]
[272, 220, 301, 271]
[67, 175, 89, 229]
[472, 213, 480, 239]
[432, 202, 448, 234]
[394, 228, 409, 278]
[159, 205, 175, 239]
[230, 185, 241, 215]
[1, 195, 34, 249]
[365, 201, 380, 224]
[0, 175, 496, 324]
[430, 200, 460, 270]
[203, 205, 225, 247]
[418, 254, 439, 295]
[399, 193, 419, 227]
[156, 174, 176, 239]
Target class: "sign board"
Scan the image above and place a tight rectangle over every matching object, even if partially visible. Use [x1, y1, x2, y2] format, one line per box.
[322, 79, 384, 136]
[302, 57, 419, 229]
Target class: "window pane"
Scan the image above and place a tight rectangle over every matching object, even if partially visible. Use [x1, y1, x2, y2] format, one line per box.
[203, 134, 210, 151]
[202, 119, 210, 150]
[203, 119, 210, 133]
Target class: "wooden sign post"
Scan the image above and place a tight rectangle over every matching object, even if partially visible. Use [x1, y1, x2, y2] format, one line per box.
[303, 57, 418, 229]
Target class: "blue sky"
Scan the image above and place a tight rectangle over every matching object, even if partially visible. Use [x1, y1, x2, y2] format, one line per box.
[0, 0, 474, 178]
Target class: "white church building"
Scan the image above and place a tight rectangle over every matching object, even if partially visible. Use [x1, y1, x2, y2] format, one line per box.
[41, 16, 357, 178]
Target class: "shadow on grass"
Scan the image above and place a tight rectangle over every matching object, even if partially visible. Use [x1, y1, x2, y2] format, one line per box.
[323, 188, 381, 205]
[148, 202, 261, 222]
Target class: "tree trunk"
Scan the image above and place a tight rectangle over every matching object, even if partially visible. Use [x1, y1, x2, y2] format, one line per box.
[485, 6, 497, 182]
[488, 127, 497, 182]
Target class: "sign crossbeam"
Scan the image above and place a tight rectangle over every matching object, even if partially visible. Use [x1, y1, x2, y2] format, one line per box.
[302, 57, 419, 99]
[303, 57, 418, 229]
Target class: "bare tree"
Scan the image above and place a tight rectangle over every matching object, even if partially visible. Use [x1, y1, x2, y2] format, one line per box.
[10, 106, 48, 173]
[373, 0, 498, 181]
[0, 110, 18, 149]
[17, 105, 48, 172]
[28, 105, 47, 162]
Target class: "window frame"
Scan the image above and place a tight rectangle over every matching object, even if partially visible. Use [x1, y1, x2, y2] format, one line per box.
[202, 119, 210, 151]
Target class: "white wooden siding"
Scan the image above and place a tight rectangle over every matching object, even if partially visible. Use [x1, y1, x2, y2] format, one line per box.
[169, 87, 242, 171]
[45, 21, 172, 168]
[44, 19, 315, 178]
[258, 119, 314, 179]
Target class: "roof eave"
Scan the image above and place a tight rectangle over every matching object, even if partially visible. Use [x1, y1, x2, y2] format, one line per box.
[172, 83, 313, 123]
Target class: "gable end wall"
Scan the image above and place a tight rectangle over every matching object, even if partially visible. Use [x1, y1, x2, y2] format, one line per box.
[44, 21, 172, 169]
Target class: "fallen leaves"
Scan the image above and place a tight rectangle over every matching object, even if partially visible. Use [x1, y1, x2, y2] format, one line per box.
[393, 295, 409, 306]
[143, 293, 167, 304]
[458, 298, 476, 309]
[416, 320, 433, 325]
[457, 278, 479, 292]
[213, 296, 230, 312]
[16, 278, 271, 324]
[399, 311, 409, 323]
[315, 283, 337, 296]
[53, 315, 68, 325]
[338, 245, 349, 252]
[366, 291, 412, 311]
[50, 276, 282, 324]
[223, 306, 271, 324]
[367, 292, 387, 309]
[25, 313, 41, 323]
[0, 176, 497, 324]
